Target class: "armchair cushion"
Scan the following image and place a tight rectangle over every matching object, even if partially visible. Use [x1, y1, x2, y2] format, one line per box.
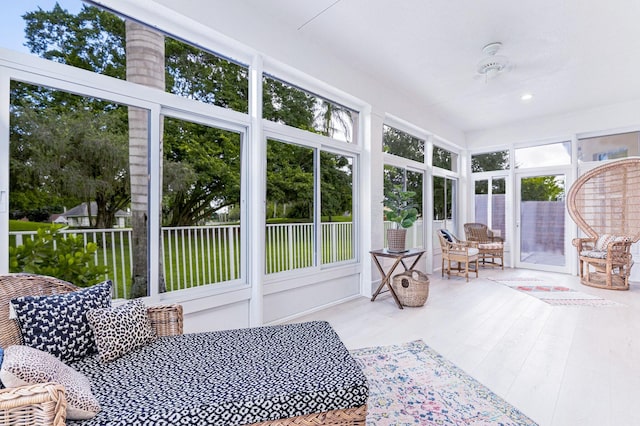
[10, 281, 112, 362]
[86, 299, 156, 363]
[594, 234, 631, 251]
[451, 247, 480, 257]
[478, 242, 503, 250]
[595, 234, 615, 251]
[581, 235, 632, 260]
[0, 345, 100, 420]
[580, 250, 609, 259]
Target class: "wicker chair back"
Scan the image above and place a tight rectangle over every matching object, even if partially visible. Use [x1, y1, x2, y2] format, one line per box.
[567, 157, 640, 242]
[0, 274, 77, 349]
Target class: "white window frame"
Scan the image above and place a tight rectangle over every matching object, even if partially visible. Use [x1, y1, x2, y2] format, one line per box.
[263, 119, 361, 280]
[0, 49, 252, 306]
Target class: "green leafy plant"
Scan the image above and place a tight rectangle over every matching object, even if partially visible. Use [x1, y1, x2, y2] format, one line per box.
[9, 227, 109, 287]
[384, 185, 419, 229]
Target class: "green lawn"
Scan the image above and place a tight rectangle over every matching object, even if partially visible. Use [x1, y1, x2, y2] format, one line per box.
[9, 221, 353, 297]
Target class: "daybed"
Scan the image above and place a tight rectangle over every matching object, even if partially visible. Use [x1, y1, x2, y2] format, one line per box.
[0, 274, 368, 425]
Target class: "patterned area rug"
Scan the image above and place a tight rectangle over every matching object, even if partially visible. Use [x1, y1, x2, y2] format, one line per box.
[489, 277, 624, 306]
[351, 340, 537, 425]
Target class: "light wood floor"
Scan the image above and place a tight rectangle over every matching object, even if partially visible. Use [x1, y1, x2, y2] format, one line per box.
[293, 267, 640, 426]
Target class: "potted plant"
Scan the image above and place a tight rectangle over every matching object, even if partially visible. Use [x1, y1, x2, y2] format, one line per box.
[384, 185, 419, 252]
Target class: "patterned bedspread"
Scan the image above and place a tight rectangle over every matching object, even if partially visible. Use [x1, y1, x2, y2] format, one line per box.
[68, 321, 368, 425]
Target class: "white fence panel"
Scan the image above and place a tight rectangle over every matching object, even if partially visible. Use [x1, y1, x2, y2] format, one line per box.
[10, 222, 353, 295]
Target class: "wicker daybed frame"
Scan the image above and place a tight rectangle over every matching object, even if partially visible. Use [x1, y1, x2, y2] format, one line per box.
[0, 274, 366, 425]
[567, 157, 640, 290]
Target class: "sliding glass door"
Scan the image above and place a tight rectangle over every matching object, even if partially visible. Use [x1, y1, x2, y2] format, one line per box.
[516, 172, 569, 272]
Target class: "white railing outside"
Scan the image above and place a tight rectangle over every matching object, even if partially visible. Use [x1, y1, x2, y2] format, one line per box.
[321, 221, 354, 264]
[11, 228, 133, 298]
[383, 219, 424, 249]
[162, 225, 241, 292]
[9, 222, 354, 297]
[266, 223, 314, 273]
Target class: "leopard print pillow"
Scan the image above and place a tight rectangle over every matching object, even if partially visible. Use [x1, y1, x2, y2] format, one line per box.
[86, 299, 156, 363]
[0, 345, 100, 420]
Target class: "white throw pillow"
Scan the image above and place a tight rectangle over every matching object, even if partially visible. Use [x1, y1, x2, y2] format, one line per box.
[0, 345, 100, 420]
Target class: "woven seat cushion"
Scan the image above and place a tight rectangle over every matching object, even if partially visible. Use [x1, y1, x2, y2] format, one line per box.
[478, 242, 503, 250]
[67, 321, 368, 426]
[580, 250, 608, 259]
[451, 247, 479, 256]
[595, 234, 631, 250]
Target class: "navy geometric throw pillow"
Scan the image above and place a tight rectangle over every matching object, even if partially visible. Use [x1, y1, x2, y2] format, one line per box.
[11, 280, 112, 362]
[439, 229, 454, 243]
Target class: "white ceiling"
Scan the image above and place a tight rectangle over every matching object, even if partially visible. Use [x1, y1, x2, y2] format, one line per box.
[158, 0, 640, 133]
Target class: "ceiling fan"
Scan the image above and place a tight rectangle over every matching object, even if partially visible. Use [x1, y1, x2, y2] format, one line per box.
[476, 42, 510, 81]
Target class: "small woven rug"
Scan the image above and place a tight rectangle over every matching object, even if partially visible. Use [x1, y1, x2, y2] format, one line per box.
[351, 340, 537, 425]
[488, 277, 624, 306]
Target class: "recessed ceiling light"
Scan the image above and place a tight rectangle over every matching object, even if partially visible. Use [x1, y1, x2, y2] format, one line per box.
[521, 93, 533, 101]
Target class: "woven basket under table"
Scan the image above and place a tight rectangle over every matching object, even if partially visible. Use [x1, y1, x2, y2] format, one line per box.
[391, 270, 430, 307]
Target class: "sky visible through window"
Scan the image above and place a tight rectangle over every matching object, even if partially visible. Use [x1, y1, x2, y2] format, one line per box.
[1, 0, 83, 53]
[515, 142, 571, 169]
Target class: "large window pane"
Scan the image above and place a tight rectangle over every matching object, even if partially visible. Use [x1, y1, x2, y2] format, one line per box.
[520, 175, 565, 266]
[9, 81, 143, 298]
[164, 39, 248, 112]
[472, 150, 510, 172]
[433, 146, 457, 171]
[382, 166, 424, 249]
[383, 165, 404, 191]
[266, 139, 315, 273]
[473, 178, 506, 240]
[515, 142, 571, 168]
[433, 176, 457, 247]
[383, 125, 425, 162]
[5, 1, 124, 76]
[578, 131, 640, 162]
[433, 177, 456, 223]
[491, 178, 506, 240]
[321, 153, 354, 264]
[474, 180, 489, 225]
[406, 171, 424, 248]
[3, 1, 249, 113]
[161, 117, 242, 291]
[263, 75, 357, 143]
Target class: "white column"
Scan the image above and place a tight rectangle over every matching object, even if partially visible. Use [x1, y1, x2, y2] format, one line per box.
[362, 108, 385, 297]
[248, 54, 265, 326]
[0, 72, 8, 273]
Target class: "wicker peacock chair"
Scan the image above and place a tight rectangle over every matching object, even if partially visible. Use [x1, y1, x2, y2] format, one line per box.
[567, 157, 640, 290]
